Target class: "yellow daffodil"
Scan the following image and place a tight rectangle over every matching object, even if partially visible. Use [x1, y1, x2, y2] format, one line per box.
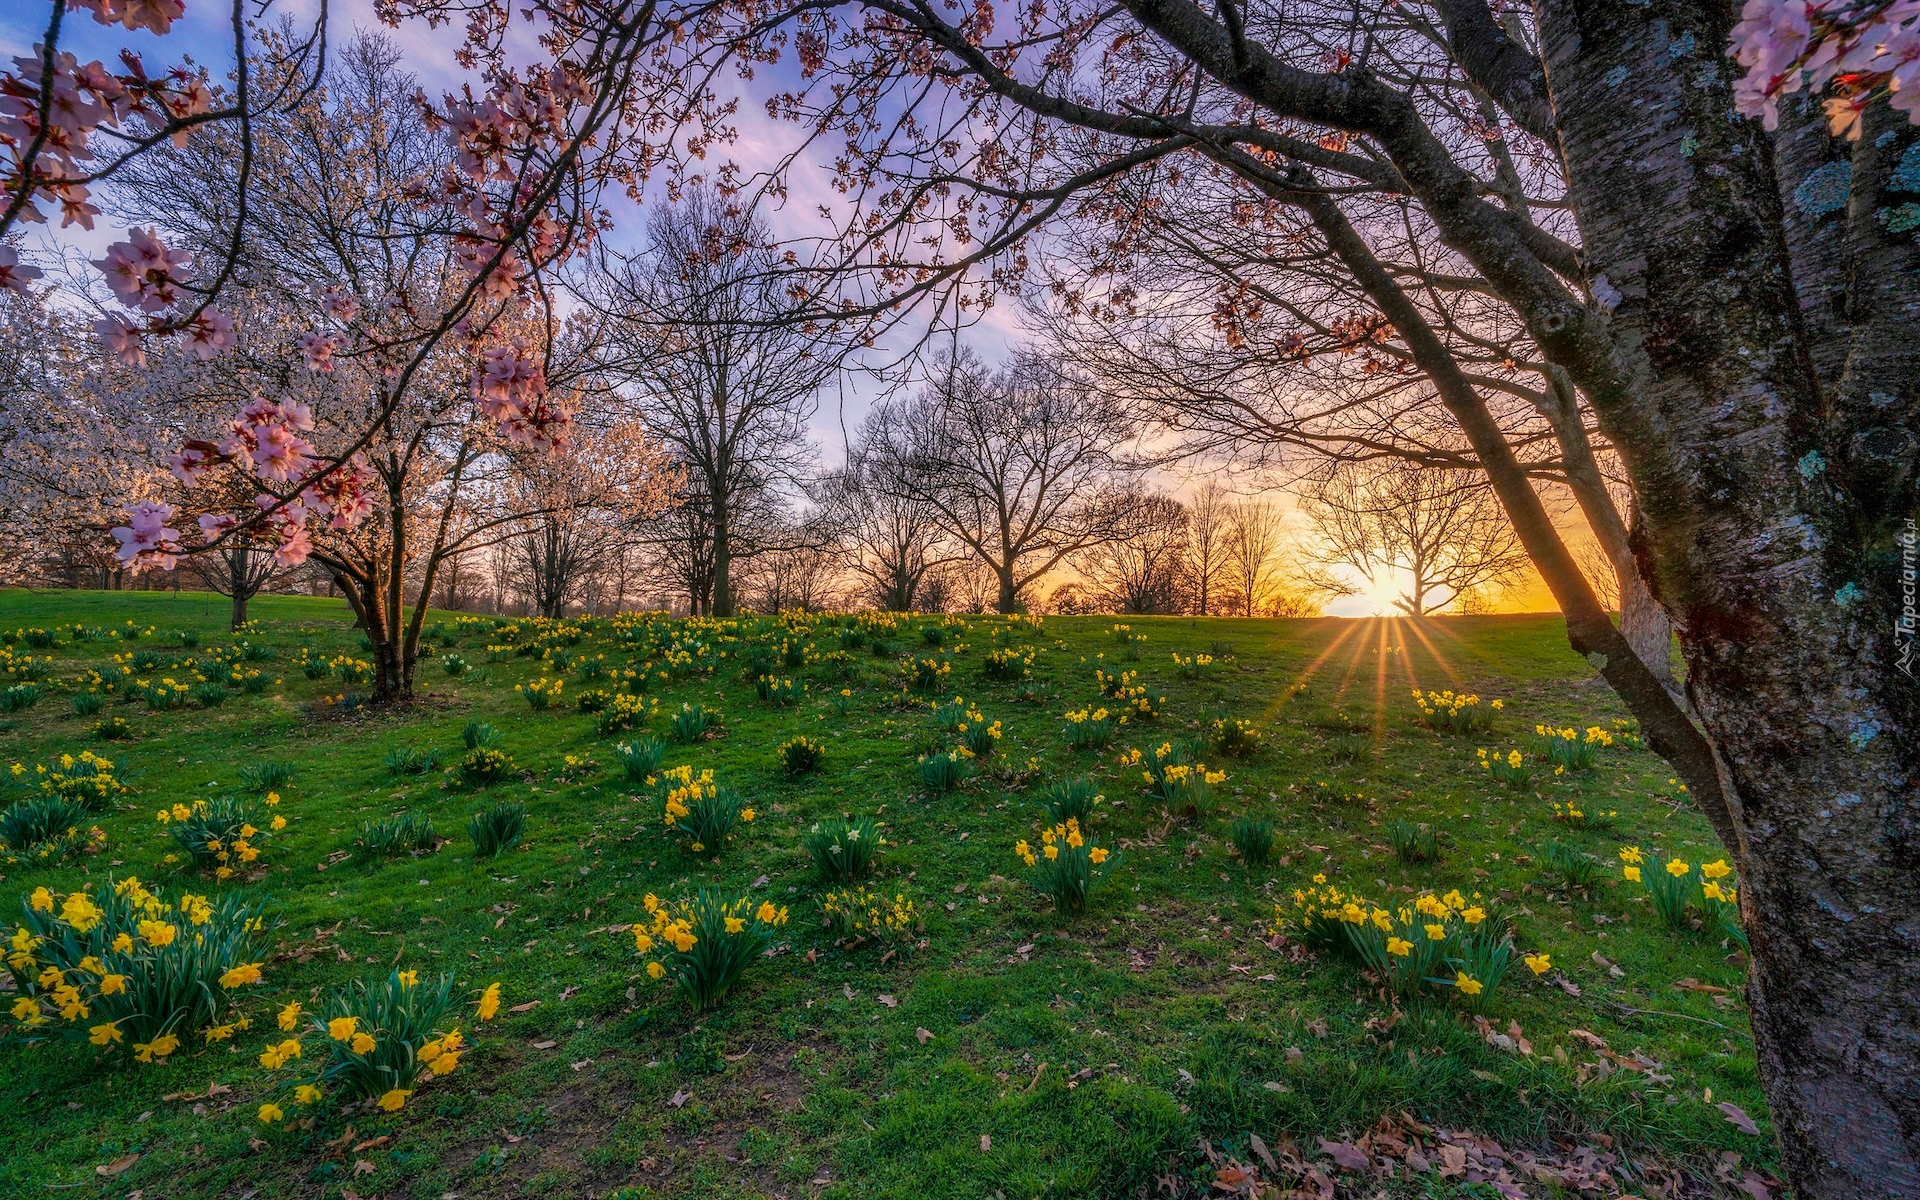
[295, 1084, 323, 1105]
[376, 1089, 411, 1112]
[477, 982, 501, 1020]
[134, 1033, 180, 1063]
[350, 1032, 376, 1054]
[646, 961, 665, 979]
[1623, 865, 1642, 882]
[329, 1016, 358, 1041]
[1386, 936, 1413, 957]
[219, 962, 264, 988]
[257, 1103, 285, 1123]
[278, 1001, 302, 1031]
[1666, 859, 1691, 877]
[1524, 953, 1552, 975]
[89, 1021, 122, 1046]
[1454, 972, 1484, 996]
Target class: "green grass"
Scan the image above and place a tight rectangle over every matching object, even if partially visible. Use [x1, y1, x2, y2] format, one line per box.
[0, 591, 1770, 1197]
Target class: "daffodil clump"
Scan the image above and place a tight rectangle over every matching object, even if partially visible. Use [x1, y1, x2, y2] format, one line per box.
[1550, 799, 1619, 830]
[1210, 717, 1262, 758]
[131, 677, 191, 711]
[516, 676, 565, 710]
[557, 753, 599, 782]
[1015, 819, 1112, 914]
[12, 750, 129, 812]
[1122, 743, 1227, 814]
[0, 796, 106, 866]
[981, 646, 1036, 680]
[755, 674, 802, 705]
[804, 815, 881, 881]
[456, 747, 516, 787]
[156, 792, 288, 881]
[595, 692, 651, 735]
[657, 765, 754, 854]
[1278, 880, 1543, 1011]
[903, 656, 951, 694]
[779, 735, 827, 775]
[5, 878, 269, 1059]
[1062, 707, 1122, 750]
[1171, 651, 1218, 680]
[1620, 847, 1744, 941]
[821, 886, 921, 953]
[1475, 746, 1533, 790]
[1095, 668, 1164, 719]
[329, 656, 374, 685]
[957, 712, 1003, 758]
[258, 970, 496, 1121]
[1411, 689, 1501, 734]
[1532, 724, 1614, 773]
[631, 891, 790, 1009]
[916, 747, 975, 791]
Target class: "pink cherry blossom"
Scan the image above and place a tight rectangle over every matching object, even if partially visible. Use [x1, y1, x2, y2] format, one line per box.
[298, 330, 343, 372]
[110, 499, 181, 569]
[95, 314, 146, 366]
[0, 247, 41, 295]
[1730, 0, 1920, 135]
[197, 512, 237, 542]
[299, 455, 375, 531]
[165, 444, 218, 485]
[319, 286, 360, 322]
[93, 226, 190, 312]
[187, 307, 235, 358]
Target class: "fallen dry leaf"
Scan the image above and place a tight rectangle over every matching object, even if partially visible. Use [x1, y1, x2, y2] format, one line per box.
[916, 1027, 933, 1044]
[97, 1154, 140, 1177]
[980, 1133, 992, 1151]
[1719, 1101, 1761, 1135]
[1317, 1138, 1370, 1171]
[508, 999, 540, 1013]
[878, 994, 898, 1008]
[669, 1090, 691, 1109]
[530, 1039, 558, 1050]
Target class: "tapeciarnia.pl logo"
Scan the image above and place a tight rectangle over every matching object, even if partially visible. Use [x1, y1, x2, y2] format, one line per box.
[1898, 517, 1917, 679]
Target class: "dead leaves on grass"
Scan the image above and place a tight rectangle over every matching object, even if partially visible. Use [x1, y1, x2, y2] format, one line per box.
[1199, 1114, 1779, 1198]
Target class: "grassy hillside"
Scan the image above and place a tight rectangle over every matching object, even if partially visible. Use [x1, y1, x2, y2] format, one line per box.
[0, 590, 1772, 1198]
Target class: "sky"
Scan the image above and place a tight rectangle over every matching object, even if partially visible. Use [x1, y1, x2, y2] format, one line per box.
[3, 0, 1571, 617]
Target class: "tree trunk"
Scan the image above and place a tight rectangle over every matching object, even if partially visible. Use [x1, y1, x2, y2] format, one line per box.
[230, 589, 248, 632]
[1531, 2, 1920, 1191]
[995, 567, 1019, 614]
[711, 498, 734, 618]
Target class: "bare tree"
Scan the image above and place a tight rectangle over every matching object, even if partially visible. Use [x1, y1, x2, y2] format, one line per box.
[871, 351, 1139, 614]
[1300, 460, 1529, 616]
[506, 419, 679, 617]
[189, 547, 283, 630]
[1074, 491, 1191, 614]
[590, 190, 836, 617]
[818, 408, 956, 611]
[1186, 480, 1230, 616]
[1224, 498, 1286, 618]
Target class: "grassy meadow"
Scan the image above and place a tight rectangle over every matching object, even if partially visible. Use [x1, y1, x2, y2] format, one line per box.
[0, 589, 1774, 1199]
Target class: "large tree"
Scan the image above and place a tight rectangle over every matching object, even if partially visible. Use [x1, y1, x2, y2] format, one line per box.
[704, 3, 1920, 1186]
